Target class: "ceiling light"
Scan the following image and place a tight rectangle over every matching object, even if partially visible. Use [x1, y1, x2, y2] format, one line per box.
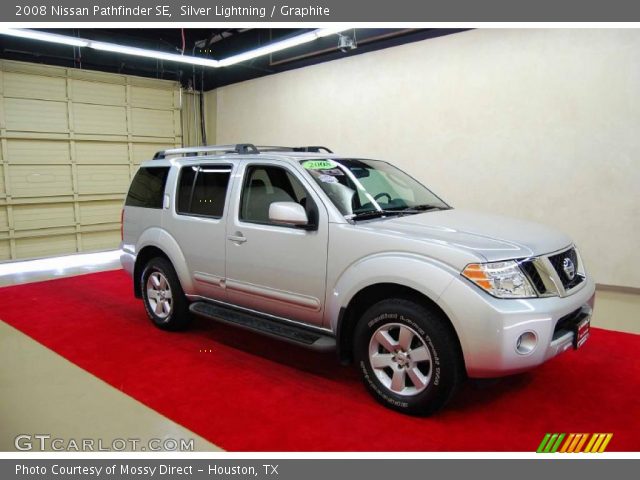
[0, 28, 89, 47]
[0, 28, 350, 69]
[218, 31, 319, 67]
[219, 28, 351, 67]
[315, 28, 351, 38]
[89, 41, 220, 68]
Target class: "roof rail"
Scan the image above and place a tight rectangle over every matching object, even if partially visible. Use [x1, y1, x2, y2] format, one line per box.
[153, 143, 258, 159]
[256, 145, 334, 154]
[152, 144, 333, 160]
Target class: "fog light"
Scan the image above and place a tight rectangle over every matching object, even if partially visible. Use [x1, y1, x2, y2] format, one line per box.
[516, 331, 537, 355]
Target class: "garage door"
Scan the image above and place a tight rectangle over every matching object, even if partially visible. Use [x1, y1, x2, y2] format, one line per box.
[0, 60, 183, 261]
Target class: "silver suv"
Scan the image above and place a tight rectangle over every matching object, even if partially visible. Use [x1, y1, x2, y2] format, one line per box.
[121, 143, 595, 415]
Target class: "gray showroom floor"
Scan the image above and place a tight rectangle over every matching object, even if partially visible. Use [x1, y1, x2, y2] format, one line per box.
[0, 251, 220, 452]
[0, 250, 638, 451]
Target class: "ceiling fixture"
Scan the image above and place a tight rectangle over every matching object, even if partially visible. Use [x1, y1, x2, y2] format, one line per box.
[219, 30, 317, 67]
[89, 41, 219, 68]
[0, 27, 89, 47]
[338, 32, 358, 52]
[0, 28, 350, 68]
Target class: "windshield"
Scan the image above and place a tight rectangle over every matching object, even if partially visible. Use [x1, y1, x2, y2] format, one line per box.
[300, 158, 449, 219]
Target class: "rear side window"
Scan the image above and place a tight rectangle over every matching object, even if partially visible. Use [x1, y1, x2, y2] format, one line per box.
[176, 165, 231, 218]
[125, 167, 170, 209]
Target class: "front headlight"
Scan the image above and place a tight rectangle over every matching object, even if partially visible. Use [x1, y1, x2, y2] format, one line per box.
[462, 261, 537, 298]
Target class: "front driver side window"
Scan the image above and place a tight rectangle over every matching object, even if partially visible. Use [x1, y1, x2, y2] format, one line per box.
[240, 165, 315, 226]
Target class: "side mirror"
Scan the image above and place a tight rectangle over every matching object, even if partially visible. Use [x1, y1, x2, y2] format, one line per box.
[269, 202, 309, 227]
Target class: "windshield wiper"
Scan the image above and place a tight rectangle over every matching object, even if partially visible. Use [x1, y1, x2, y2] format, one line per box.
[349, 204, 449, 222]
[398, 204, 447, 213]
[348, 209, 405, 221]
[381, 204, 448, 214]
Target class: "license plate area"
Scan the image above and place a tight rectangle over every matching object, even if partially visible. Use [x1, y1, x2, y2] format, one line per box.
[574, 316, 591, 349]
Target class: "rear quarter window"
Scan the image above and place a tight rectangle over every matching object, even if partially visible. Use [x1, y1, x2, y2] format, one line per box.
[125, 167, 170, 209]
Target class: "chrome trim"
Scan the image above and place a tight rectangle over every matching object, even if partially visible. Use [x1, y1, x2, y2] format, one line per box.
[537, 255, 567, 297]
[526, 256, 561, 297]
[521, 245, 587, 298]
[514, 331, 538, 356]
[185, 294, 334, 336]
[549, 329, 574, 352]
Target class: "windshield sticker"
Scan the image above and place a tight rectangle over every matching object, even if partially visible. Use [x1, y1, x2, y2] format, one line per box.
[318, 174, 339, 184]
[302, 159, 338, 170]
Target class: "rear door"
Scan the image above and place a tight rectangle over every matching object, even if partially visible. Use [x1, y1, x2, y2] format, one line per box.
[164, 161, 234, 301]
[224, 160, 329, 326]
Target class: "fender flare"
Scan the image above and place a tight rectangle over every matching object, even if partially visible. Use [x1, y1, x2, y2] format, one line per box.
[327, 253, 464, 364]
[326, 252, 459, 332]
[135, 227, 195, 295]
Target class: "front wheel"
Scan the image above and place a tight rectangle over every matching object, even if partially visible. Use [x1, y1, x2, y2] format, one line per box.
[140, 257, 191, 331]
[354, 298, 464, 415]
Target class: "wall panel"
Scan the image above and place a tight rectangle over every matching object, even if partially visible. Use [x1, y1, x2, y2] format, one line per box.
[131, 108, 175, 137]
[6, 140, 71, 164]
[4, 98, 68, 132]
[12, 203, 75, 231]
[3, 72, 67, 100]
[8, 165, 73, 198]
[15, 234, 77, 259]
[78, 200, 122, 225]
[0, 60, 183, 260]
[72, 104, 128, 135]
[72, 80, 126, 105]
[75, 142, 129, 164]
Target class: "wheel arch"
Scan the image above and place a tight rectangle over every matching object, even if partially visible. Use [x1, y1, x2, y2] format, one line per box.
[131, 226, 194, 298]
[336, 282, 464, 369]
[133, 245, 170, 298]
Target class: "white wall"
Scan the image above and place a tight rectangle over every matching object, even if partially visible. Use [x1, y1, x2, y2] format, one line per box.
[211, 29, 640, 288]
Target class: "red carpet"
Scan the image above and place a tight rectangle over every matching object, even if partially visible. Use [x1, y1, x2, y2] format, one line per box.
[1, 270, 638, 451]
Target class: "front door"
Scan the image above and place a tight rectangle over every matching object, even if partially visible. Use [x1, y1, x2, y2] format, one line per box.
[225, 161, 328, 326]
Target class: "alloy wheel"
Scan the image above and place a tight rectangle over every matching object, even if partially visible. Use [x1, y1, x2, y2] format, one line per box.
[368, 323, 433, 396]
[146, 271, 173, 320]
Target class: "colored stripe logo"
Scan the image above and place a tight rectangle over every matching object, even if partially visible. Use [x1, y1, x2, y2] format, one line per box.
[537, 433, 613, 453]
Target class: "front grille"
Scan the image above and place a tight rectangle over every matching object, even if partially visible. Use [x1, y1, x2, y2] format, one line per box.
[520, 260, 547, 294]
[548, 248, 584, 290]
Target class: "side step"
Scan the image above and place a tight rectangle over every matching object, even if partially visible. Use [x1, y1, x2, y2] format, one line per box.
[189, 301, 336, 351]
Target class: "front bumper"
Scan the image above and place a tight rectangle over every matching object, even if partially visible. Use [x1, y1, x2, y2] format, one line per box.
[438, 274, 596, 378]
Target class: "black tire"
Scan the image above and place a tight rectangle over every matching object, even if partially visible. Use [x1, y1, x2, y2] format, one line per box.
[140, 257, 191, 331]
[354, 298, 465, 415]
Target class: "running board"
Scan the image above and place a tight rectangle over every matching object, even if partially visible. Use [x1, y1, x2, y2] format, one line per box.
[189, 302, 336, 351]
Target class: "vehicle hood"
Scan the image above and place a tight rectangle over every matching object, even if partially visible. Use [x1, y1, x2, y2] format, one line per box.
[364, 209, 572, 262]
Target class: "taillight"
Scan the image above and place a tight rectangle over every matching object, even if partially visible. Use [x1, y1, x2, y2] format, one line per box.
[120, 209, 124, 241]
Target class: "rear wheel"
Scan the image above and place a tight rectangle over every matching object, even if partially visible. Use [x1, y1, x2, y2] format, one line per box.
[354, 298, 464, 415]
[141, 257, 191, 331]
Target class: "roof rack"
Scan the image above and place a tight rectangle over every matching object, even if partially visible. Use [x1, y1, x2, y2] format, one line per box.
[153, 144, 333, 160]
[153, 143, 259, 159]
[256, 145, 334, 154]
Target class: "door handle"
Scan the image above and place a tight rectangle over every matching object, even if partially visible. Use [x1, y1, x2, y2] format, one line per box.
[227, 232, 247, 244]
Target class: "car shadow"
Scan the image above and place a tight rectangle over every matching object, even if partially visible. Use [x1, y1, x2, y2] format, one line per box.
[189, 314, 358, 381]
[188, 314, 536, 412]
[448, 375, 536, 412]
